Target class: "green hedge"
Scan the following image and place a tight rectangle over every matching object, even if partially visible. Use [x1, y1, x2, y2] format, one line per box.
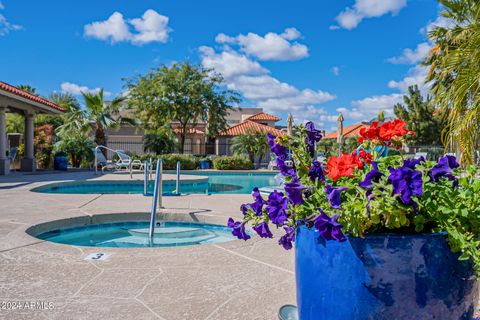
[212, 156, 253, 170]
[139, 154, 198, 170]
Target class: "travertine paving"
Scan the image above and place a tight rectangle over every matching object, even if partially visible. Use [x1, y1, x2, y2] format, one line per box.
[0, 171, 295, 320]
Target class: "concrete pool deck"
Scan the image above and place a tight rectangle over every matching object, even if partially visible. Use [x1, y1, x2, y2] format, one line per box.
[0, 170, 294, 320]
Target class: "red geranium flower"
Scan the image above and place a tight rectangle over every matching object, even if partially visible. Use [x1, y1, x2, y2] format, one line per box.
[358, 149, 373, 164]
[327, 152, 362, 182]
[378, 119, 412, 140]
[359, 121, 381, 143]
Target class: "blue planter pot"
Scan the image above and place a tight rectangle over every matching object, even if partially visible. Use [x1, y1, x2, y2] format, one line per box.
[295, 225, 478, 320]
[200, 160, 211, 169]
[53, 156, 68, 171]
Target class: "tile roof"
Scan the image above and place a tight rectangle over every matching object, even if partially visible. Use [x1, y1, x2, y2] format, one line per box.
[218, 120, 284, 136]
[245, 112, 281, 122]
[173, 127, 205, 135]
[324, 123, 370, 139]
[0, 81, 65, 112]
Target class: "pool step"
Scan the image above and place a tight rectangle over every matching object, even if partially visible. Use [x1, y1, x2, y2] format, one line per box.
[124, 227, 210, 239]
[97, 231, 218, 247]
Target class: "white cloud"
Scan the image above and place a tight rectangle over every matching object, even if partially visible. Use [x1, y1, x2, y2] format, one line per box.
[83, 9, 171, 45]
[331, 66, 340, 76]
[215, 28, 308, 61]
[334, 0, 407, 30]
[199, 46, 335, 127]
[0, 2, 22, 36]
[388, 64, 429, 94]
[199, 46, 267, 80]
[129, 9, 171, 44]
[387, 42, 431, 64]
[350, 93, 403, 119]
[84, 12, 131, 43]
[61, 82, 111, 97]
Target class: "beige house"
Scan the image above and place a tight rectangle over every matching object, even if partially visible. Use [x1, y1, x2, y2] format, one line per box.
[105, 107, 283, 156]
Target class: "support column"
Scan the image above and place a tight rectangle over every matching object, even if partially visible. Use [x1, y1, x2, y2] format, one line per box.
[21, 112, 35, 172]
[0, 107, 9, 175]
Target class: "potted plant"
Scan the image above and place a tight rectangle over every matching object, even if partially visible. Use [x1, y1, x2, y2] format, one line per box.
[228, 120, 479, 319]
[53, 151, 68, 171]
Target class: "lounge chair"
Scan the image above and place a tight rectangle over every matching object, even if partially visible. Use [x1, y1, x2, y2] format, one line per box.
[114, 151, 131, 170]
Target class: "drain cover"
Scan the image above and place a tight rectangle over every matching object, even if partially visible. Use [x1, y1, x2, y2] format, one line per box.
[85, 252, 111, 261]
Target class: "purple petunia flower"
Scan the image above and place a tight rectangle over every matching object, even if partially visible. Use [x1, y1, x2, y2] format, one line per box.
[284, 176, 304, 205]
[227, 218, 251, 241]
[324, 185, 348, 209]
[404, 157, 425, 169]
[308, 160, 325, 182]
[266, 190, 289, 225]
[276, 155, 296, 177]
[388, 163, 423, 209]
[278, 226, 295, 250]
[314, 210, 346, 242]
[240, 188, 265, 216]
[268, 133, 287, 158]
[250, 187, 265, 216]
[359, 162, 383, 190]
[429, 155, 459, 186]
[305, 122, 323, 147]
[253, 221, 273, 238]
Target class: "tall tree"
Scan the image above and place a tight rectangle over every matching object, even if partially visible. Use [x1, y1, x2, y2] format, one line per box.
[425, 0, 480, 163]
[126, 62, 240, 152]
[394, 85, 442, 146]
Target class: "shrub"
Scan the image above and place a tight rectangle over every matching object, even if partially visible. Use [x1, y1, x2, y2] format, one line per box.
[141, 154, 198, 170]
[212, 155, 253, 170]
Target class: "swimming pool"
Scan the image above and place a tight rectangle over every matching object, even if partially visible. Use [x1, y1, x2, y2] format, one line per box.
[32, 172, 278, 195]
[35, 221, 237, 248]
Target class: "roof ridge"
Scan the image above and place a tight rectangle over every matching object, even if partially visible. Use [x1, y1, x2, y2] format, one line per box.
[0, 81, 64, 112]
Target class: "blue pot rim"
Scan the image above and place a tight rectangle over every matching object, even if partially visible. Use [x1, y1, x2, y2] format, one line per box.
[298, 225, 447, 239]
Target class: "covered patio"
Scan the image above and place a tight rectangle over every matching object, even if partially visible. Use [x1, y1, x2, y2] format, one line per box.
[0, 81, 64, 175]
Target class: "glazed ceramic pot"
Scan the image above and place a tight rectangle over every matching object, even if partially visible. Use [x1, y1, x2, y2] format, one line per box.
[295, 225, 478, 320]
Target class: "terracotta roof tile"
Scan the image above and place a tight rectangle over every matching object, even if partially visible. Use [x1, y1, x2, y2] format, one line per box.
[219, 120, 283, 136]
[245, 112, 281, 122]
[0, 81, 64, 112]
[324, 123, 370, 139]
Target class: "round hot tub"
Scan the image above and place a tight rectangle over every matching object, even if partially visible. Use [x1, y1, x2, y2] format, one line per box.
[27, 214, 238, 248]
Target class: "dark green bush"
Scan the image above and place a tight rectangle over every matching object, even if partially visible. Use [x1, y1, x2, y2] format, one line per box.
[139, 154, 198, 170]
[212, 156, 253, 170]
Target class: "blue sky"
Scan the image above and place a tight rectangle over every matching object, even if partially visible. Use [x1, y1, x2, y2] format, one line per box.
[0, 0, 444, 131]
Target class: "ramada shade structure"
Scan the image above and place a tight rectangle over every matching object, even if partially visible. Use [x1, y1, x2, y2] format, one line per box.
[0, 81, 65, 175]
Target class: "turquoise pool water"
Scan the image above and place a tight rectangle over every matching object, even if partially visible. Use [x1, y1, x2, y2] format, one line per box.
[32, 172, 277, 195]
[36, 221, 237, 248]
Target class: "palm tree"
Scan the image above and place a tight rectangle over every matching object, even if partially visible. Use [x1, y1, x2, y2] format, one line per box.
[17, 84, 37, 95]
[56, 89, 135, 148]
[425, 0, 480, 163]
[231, 130, 269, 168]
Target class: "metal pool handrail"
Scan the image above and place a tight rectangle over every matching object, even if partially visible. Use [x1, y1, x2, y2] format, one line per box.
[176, 161, 180, 195]
[149, 159, 163, 240]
